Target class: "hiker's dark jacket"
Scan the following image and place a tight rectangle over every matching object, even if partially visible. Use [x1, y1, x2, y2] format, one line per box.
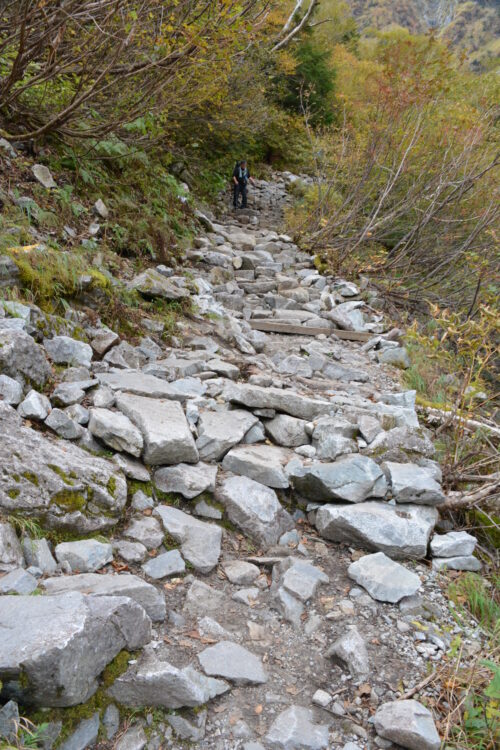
[233, 165, 250, 186]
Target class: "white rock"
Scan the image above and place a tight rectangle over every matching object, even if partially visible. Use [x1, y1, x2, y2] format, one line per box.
[374, 700, 440, 750]
[348, 552, 421, 603]
[55, 539, 113, 573]
[17, 389, 51, 420]
[89, 408, 143, 457]
[430, 531, 477, 558]
[198, 641, 267, 685]
[154, 462, 217, 499]
[266, 705, 329, 749]
[154, 505, 221, 573]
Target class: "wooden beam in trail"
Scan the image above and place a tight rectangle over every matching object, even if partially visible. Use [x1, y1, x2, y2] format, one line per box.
[249, 319, 374, 342]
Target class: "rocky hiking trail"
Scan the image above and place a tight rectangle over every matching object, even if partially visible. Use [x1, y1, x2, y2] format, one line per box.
[0, 174, 486, 750]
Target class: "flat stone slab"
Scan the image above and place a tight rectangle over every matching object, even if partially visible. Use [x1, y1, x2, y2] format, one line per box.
[196, 409, 258, 461]
[276, 558, 329, 602]
[154, 505, 221, 573]
[198, 641, 267, 685]
[141, 549, 186, 579]
[115, 393, 198, 465]
[383, 462, 445, 505]
[348, 552, 421, 603]
[224, 383, 332, 421]
[432, 555, 481, 572]
[222, 560, 260, 585]
[0, 592, 151, 706]
[154, 462, 217, 499]
[374, 700, 440, 750]
[0, 403, 127, 533]
[290, 455, 387, 503]
[315, 501, 438, 559]
[108, 653, 229, 709]
[222, 444, 291, 488]
[98, 370, 188, 400]
[430, 531, 477, 558]
[0, 568, 38, 594]
[216, 475, 294, 548]
[265, 705, 329, 749]
[41, 572, 166, 621]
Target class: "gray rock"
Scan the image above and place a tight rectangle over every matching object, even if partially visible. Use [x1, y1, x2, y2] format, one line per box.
[55, 539, 113, 573]
[0, 522, 24, 571]
[265, 414, 309, 447]
[115, 724, 147, 750]
[198, 641, 267, 685]
[224, 383, 332, 420]
[0, 329, 51, 387]
[222, 560, 260, 585]
[327, 625, 369, 678]
[21, 537, 57, 574]
[17, 389, 51, 420]
[430, 531, 477, 558]
[108, 652, 229, 708]
[378, 347, 411, 369]
[91, 329, 119, 357]
[184, 580, 226, 614]
[316, 502, 437, 559]
[45, 408, 84, 440]
[32, 164, 56, 189]
[273, 585, 304, 626]
[130, 269, 189, 300]
[131, 490, 153, 511]
[115, 393, 198, 465]
[0, 592, 151, 706]
[154, 505, 221, 573]
[289, 455, 387, 503]
[123, 517, 164, 550]
[367, 427, 435, 458]
[384, 462, 444, 505]
[432, 555, 481, 572]
[348, 552, 421, 603]
[222, 444, 291, 488]
[59, 713, 99, 750]
[94, 199, 109, 219]
[275, 558, 329, 602]
[112, 453, 150, 482]
[0, 567, 38, 594]
[265, 705, 329, 749]
[141, 549, 186, 579]
[97, 370, 184, 400]
[196, 409, 258, 461]
[44, 336, 92, 368]
[0, 699, 19, 742]
[1, 409, 128, 534]
[168, 710, 207, 742]
[154, 462, 217, 499]
[102, 704, 120, 740]
[357, 415, 382, 443]
[103, 341, 146, 370]
[216, 475, 294, 547]
[374, 700, 440, 750]
[232, 587, 260, 606]
[51, 383, 86, 408]
[88, 407, 143, 457]
[65, 404, 89, 425]
[42, 572, 166, 621]
[0, 374, 23, 405]
[113, 540, 147, 563]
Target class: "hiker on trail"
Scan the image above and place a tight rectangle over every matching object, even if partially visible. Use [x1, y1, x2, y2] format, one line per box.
[232, 160, 255, 209]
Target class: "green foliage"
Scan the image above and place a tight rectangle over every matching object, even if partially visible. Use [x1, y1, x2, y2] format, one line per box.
[281, 40, 337, 126]
[449, 573, 500, 644]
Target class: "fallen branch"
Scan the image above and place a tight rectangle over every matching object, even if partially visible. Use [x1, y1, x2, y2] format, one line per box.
[419, 406, 500, 439]
[442, 480, 500, 511]
[399, 670, 439, 700]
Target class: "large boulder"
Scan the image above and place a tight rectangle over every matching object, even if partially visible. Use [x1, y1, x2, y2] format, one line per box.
[315, 501, 437, 559]
[0, 403, 127, 532]
[216, 475, 294, 547]
[154, 505, 221, 573]
[196, 409, 258, 461]
[0, 592, 151, 707]
[115, 393, 198, 465]
[97, 370, 185, 400]
[41, 572, 166, 622]
[0, 329, 51, 387]
[289, 455, 387, 503]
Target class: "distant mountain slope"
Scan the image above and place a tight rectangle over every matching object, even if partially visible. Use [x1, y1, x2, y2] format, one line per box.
[347, 0, 500, 68]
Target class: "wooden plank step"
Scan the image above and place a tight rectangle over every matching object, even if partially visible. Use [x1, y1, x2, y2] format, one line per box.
[249, 319, 374, 342]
